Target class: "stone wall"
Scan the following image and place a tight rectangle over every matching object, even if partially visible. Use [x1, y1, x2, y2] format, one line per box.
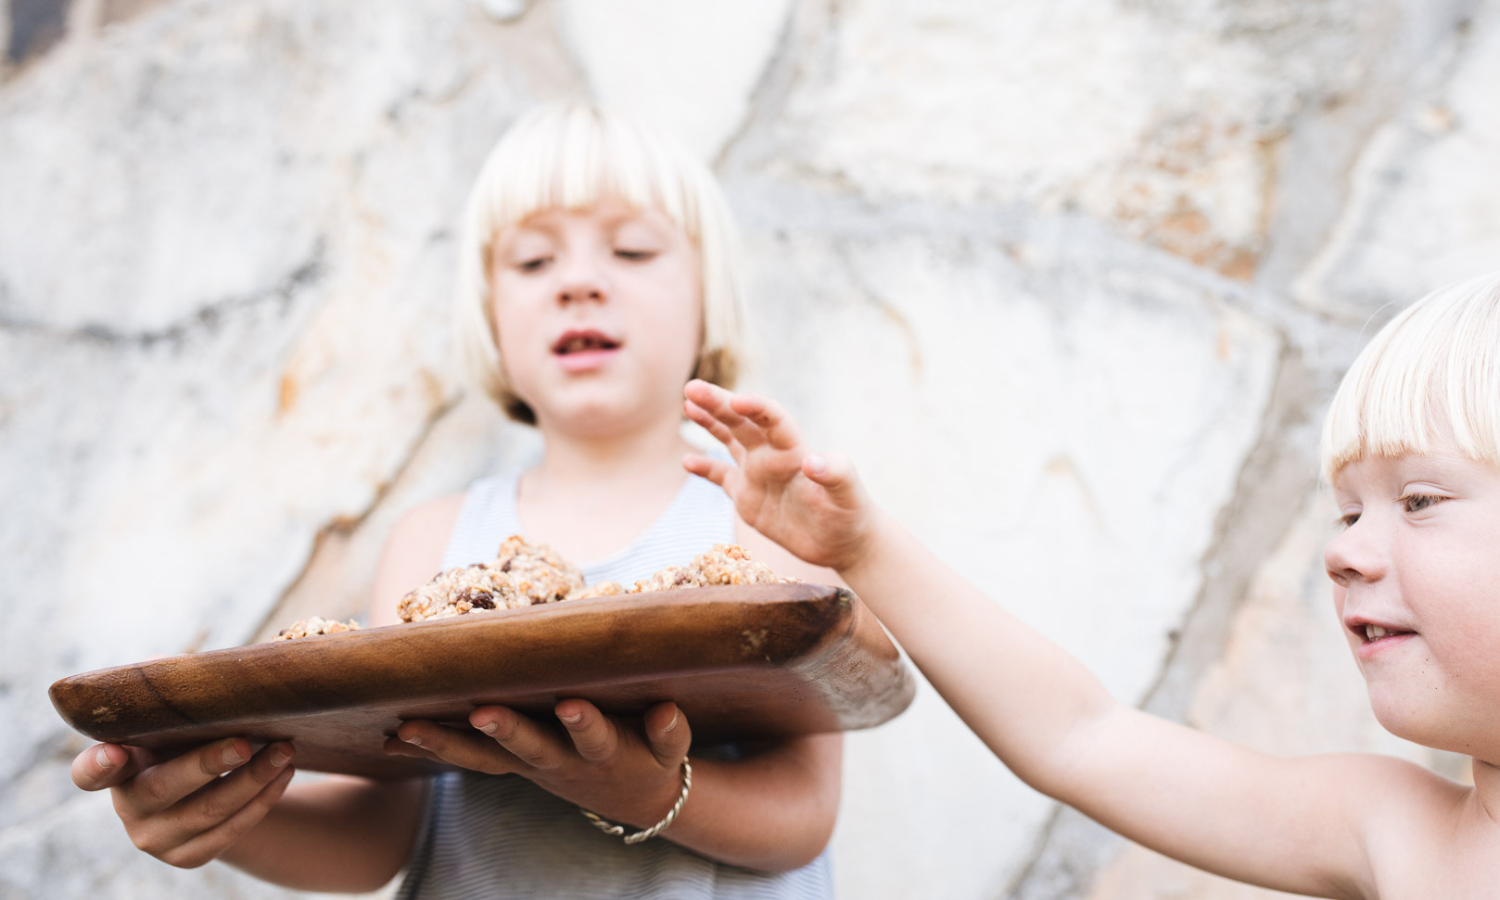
[1, 1, 1494, 898]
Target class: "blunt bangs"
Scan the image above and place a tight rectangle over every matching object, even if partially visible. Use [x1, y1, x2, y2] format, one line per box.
[1321, 272, 1500, 481]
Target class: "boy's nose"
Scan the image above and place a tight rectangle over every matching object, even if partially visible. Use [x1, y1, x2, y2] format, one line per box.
[1323, 522, 1387, 585]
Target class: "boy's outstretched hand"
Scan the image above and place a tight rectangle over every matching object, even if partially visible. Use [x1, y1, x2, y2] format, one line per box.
[682, 380, 878, 572]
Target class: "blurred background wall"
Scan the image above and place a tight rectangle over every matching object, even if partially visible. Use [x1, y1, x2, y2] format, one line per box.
[2, 0, 1497, 897]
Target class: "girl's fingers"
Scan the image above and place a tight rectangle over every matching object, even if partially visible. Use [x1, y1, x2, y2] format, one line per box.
[121, 738, 254, 818]
[73, 743, 141, 792]
[395, 719, 521, 775]
[643, 702, 692, 768]
[154, 765, 295, 869]
[555, 700, 619, 763]
[158, 743, 295, 839]
[469, 707, 567, 771]
[382, 735, 443, 762]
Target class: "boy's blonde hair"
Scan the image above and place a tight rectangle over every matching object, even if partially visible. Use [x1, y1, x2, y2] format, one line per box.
[1322, 272, 1500, 480]
[453, 103, 747, 424]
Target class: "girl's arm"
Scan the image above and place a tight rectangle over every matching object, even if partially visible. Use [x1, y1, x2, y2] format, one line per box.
[68, 497, 458, 889]
[681, 380, 1387, 900]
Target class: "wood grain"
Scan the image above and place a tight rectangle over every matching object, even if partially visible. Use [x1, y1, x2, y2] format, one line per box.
[50, 583, 913, 778]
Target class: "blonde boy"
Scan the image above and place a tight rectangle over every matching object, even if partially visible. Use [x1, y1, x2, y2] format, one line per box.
[683, 273, 1500, 899]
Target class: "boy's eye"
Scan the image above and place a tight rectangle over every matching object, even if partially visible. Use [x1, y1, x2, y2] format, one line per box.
[615, 249, 656, 261]
[1400, 493, 1442, 513]
[517, 257, 551, 273]
[1337, 511, 1360, 529]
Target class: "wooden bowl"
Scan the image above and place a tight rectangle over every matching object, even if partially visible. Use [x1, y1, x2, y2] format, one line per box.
[50, 583, 914, 778]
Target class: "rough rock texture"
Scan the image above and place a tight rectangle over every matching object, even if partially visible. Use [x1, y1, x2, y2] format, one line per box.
[2, 0, 1495, 898]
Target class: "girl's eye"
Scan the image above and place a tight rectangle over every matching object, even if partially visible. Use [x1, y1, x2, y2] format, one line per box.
[1400, 493, 1443, 514]
[517, 257, 551, 273]
[615, 249, 656, 261]
[1337, 511, 1360, 529]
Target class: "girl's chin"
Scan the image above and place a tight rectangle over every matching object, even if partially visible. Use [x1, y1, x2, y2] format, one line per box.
[533, 394, 673, 436]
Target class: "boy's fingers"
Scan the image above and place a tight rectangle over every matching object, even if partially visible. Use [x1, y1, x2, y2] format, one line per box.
[555, 700, 618, 763]
[731, 394, 804, 452]
[685, 381, 765, 450]
[643, 702, 692, 767]
[683, 400, 739, 451]
[683, 453, 733, 488]
[469, 707, 565, 771]
[154, 765, 295, 869]
[122, 738, 253, 817]
[804, 452, 861, 505]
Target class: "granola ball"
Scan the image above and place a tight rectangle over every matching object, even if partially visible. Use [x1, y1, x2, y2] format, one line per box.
[396, 536, 587, 623]
[628, 544, 777, 593]
[567, 580, 624, 601]
[273, 616, 362, 640]
[397, 564, 520, 623]
[491, 535, 585, 604]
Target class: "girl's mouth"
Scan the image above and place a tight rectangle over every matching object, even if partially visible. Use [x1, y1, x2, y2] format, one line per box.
[552, 330, 622, 355]
[552, 329, 622, 372]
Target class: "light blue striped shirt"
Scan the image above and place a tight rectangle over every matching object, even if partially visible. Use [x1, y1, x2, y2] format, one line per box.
[395, 460, 835, 900]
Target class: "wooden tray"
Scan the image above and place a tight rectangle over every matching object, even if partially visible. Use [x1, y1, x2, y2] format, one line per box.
[49, 583, 913, 778]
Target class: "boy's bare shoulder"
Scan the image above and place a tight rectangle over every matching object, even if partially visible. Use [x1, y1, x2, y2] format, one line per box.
[1310, 752, 1477, 897]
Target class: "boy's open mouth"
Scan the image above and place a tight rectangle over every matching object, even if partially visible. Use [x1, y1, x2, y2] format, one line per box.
[552, 329, 621, 355]
[1352, 622, 1415, 644]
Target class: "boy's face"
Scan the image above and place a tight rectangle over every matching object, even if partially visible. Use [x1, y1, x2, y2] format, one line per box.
[1324, 453, 1500, 756]
[487, 199, 703, 437]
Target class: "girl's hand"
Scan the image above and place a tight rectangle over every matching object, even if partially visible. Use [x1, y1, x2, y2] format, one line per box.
[70, 738, 296, 868]
[682, 379, 878, 572]
[385, 700, 690, 831]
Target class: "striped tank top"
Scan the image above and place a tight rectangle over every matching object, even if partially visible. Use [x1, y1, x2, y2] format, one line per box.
[395, 463, 835, 900]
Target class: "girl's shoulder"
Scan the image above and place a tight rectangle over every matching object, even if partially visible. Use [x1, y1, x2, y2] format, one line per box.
[368, 493, 467, 626]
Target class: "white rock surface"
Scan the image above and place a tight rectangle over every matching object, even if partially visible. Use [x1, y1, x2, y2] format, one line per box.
[556, 0, 793, 160]
[2, 0, 1495, 898]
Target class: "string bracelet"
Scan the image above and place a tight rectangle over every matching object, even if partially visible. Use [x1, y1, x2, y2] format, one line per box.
[581, 760, 692, 845]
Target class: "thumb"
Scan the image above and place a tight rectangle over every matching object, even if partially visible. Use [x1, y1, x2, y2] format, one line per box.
[803, 451, 863, 507]
[643, 702, 692, 768]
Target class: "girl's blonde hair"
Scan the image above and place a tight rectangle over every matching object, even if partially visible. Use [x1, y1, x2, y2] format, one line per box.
[454, 103, 747, 424]
[1321, 272, 1500, 480]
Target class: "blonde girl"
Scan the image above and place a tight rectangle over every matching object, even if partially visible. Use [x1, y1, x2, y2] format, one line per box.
[72, 104, 842, 899]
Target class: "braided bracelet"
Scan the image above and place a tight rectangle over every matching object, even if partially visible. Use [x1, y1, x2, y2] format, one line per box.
[580, 760, 693, 844]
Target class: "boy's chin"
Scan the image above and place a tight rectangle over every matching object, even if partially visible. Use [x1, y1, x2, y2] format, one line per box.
[1366, 691, 1480, 757]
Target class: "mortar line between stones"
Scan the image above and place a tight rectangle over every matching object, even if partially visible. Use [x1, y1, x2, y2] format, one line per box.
[247, 390, 463, 642]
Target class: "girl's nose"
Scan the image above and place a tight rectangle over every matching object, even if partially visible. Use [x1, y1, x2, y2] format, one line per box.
[556, 255, 607, 306]
[1323, 519, 1387, 586]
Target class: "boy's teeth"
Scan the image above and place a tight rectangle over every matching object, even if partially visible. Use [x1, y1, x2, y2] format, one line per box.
[1365, 624, 1388, 641]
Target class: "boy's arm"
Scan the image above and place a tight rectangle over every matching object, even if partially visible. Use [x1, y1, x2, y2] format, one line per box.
[681, 380, 1383, 899]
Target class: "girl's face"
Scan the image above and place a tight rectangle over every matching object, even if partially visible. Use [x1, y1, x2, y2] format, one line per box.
[1324, 452, 1500, 756]
[488, 199, 703, 437]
